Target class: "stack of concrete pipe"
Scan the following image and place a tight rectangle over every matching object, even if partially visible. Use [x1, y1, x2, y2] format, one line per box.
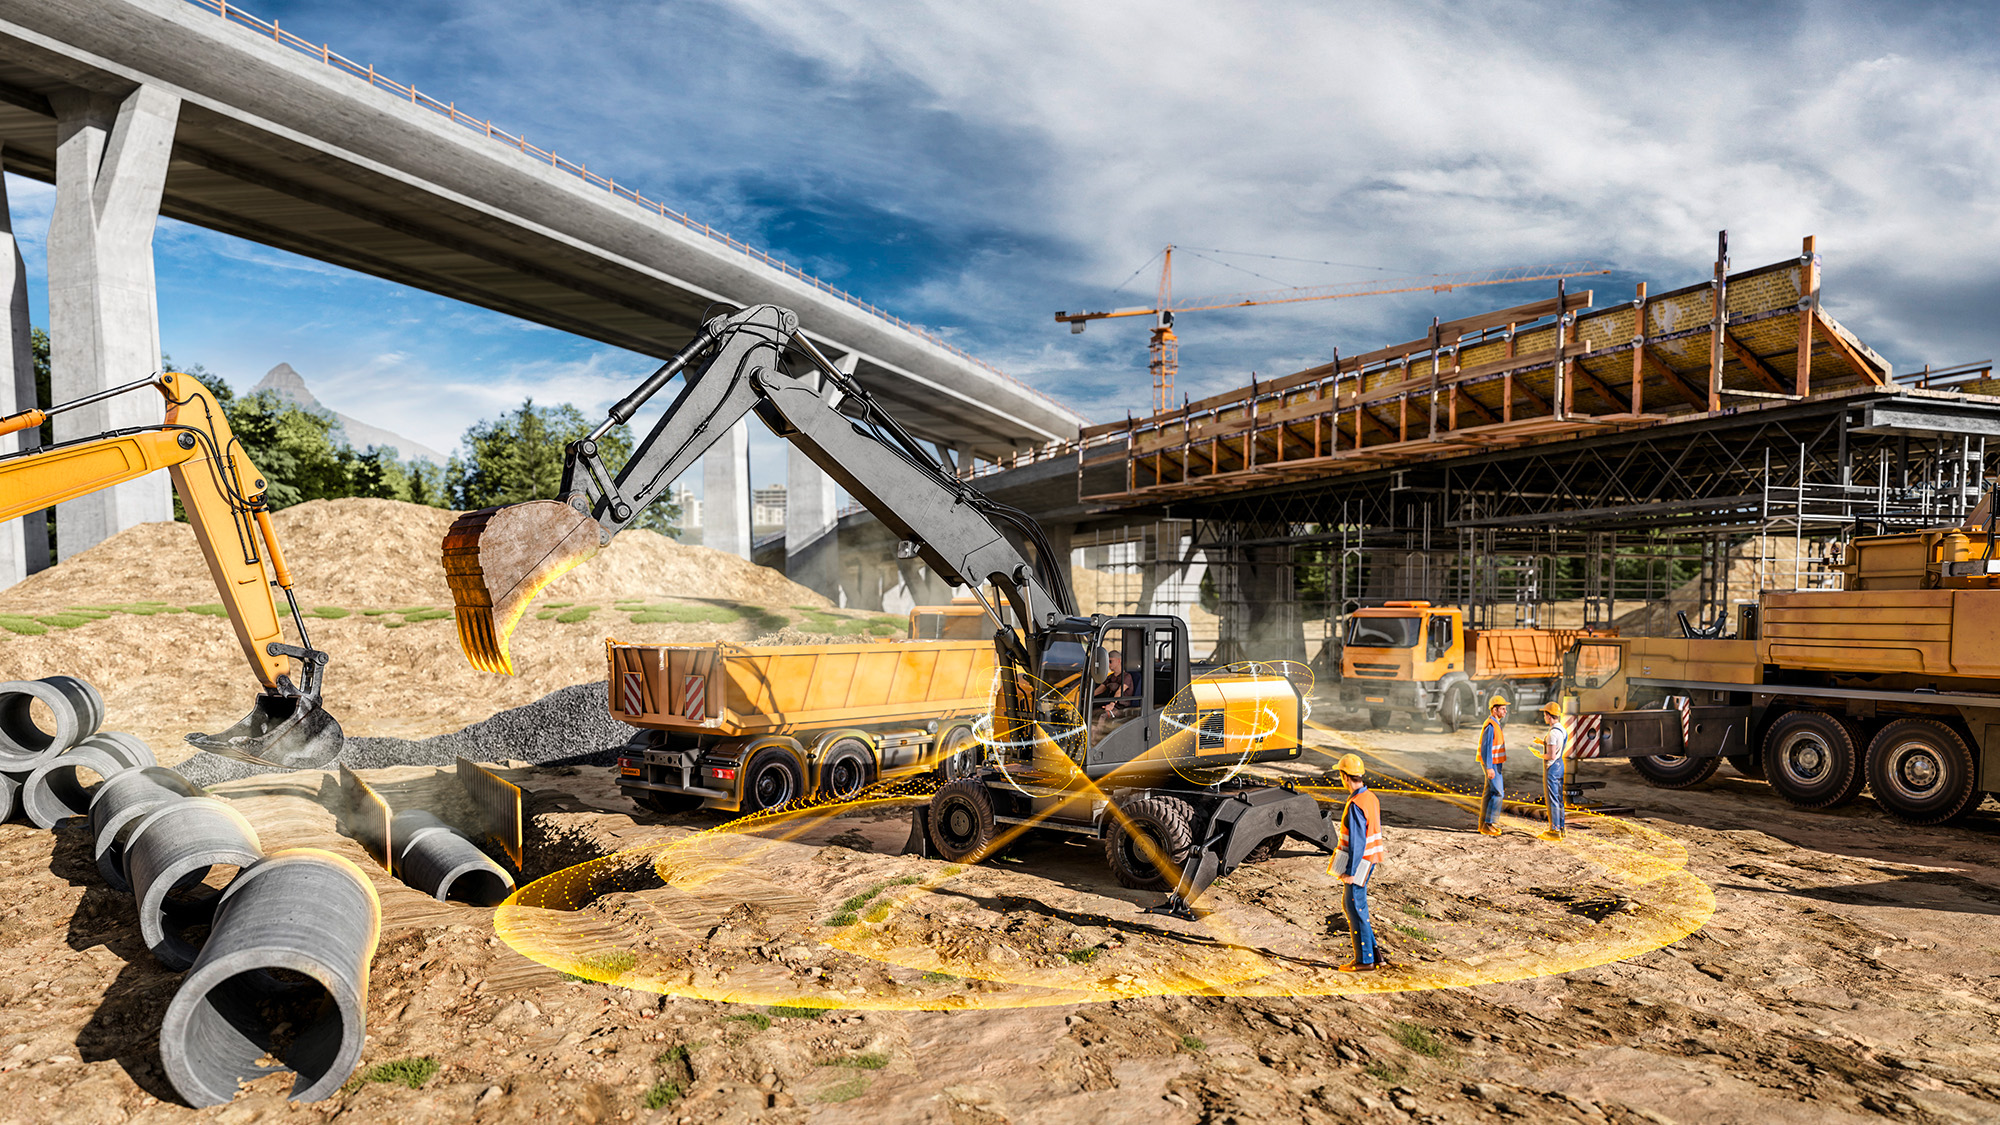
[388, 808, 516, 906]
[0, 674, 381, 1106]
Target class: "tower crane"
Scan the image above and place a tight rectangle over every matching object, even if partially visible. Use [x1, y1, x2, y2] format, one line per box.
[1055, 246, 1610, 414]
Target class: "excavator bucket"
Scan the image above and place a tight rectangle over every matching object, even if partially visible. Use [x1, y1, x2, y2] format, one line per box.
[442, 500, 603, 675]
[186, 693, 345, 770]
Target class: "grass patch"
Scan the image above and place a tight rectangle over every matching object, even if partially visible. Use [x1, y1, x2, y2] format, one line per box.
[725, 1012, 771, 1031]
[1400, 903, 1429, 918]
[309, 605, 351, 619]
[1180, 1035, 1206, 1052]
[563, 950, 637, 982]
[34, 612, 103, 628]
[825, 911, 858, 927]
[0, 616, 47, 636]
[770, 1004, 835, 1020]
[554, 605, 598, 624]
[817, 1052, 888, 1070]
[627, 602, 744, 625]
[1389, 1020, 1449, 1058]
[393, 604, 434, 614]
[920, 970, 957, 983]
[188, 603, 226, 617]
[641, 1079, 681, 1108]
[815, 1075, 870, 1103]
[862, 903, 892, 924]
[361, 608, 394, 616]
[1393, 923, 1433, 943]
[1063, 947, 1100, 964]
[1364, 1060, 1407, 1084]
[383, 621, 406, 629]
[941, 864, 966, 876]
[401, 607, 452, 623]
[543, 602, 573, 609]
[346, 1056, 439, 1091]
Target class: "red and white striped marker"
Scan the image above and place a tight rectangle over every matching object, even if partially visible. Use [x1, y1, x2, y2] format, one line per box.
[621, 672, 644, 715]
[682, 674, 706, 719]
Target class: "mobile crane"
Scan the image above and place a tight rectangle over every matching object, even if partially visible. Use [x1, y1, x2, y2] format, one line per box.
[0, 372, 342, 769]
[442, 304, 1336, 915]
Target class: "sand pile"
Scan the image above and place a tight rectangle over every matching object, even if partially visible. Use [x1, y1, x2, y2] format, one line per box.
[0, 497, 830, 611]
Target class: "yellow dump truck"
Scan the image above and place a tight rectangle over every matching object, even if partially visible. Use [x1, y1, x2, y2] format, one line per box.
[1339, 601, 1611, 731]
[1566, 522, 2000, 824]
[610, 628, 996, 815]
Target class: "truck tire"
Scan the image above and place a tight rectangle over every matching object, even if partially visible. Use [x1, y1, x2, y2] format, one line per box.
[1762, 710, 1865, 809]
[1104, 794, 1196, 892]
[1629, 752, 1721, 788]
[1866, 718, 1979, 825]
[928, 780, 999, 863]
[817, 738, 875, 801]
[637, 790, 705, 815]
[1439, 683, 1475, 734]
[742, 746, 805, 814]
[1368, 709, 1393, 729]
[935, 724, 979, 782]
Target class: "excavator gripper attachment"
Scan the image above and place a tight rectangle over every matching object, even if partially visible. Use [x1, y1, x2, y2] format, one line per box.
[186, 693, 345, 770]
[442, 499, 603, 675]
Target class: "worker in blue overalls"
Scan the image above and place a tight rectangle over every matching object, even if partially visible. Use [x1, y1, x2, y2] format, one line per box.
[1476, 693, 1509, 836]
[1328, 753, 1386, 972]
[1533, 699, 1570, 841]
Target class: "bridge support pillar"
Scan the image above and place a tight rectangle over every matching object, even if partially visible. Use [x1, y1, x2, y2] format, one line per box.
[0, 152, 48, 590]
[1210, 527, 1306, 665]
[701, 417, 751, 560]
[785, 446, 840, 601]
[47, 85, 181, 560]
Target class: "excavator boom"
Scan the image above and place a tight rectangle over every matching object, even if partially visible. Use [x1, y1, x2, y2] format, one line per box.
[0, 372, 342, 769]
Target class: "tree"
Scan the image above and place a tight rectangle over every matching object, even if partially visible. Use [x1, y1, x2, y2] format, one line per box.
[450, 399, 681, 533]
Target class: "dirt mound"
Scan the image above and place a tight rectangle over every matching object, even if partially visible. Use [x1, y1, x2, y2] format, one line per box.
[0, 497, 829, 611]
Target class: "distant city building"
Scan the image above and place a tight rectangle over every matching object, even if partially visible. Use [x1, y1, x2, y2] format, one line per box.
[752, 484, 787, 529]
[671, 484, 701, 533]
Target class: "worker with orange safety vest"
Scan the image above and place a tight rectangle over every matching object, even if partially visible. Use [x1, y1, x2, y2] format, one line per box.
[1532, 699, 1570, 841]
[1476, 693, 1509, 836]
[1328, 753, 1386, 971]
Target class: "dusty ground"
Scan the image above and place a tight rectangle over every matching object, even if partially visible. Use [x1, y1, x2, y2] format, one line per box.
[2, 711, 1998, 1123]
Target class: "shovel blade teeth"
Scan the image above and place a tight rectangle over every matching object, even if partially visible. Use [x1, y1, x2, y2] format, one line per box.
[441, 500, 601, 675]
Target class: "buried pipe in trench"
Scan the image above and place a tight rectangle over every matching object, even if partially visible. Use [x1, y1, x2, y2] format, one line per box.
[124, 796, 264, 970]
[0, 676, 104, 769]
[20, 733, 156, 829]
[89, 766, 205, 892]
[160, 848, 379, 1107]
[389, 808, 515, 906]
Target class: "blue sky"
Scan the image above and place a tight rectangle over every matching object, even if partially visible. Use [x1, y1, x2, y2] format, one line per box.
[10, 0, 2000, 494]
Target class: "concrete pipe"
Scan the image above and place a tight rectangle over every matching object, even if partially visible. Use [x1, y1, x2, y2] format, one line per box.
[20, 734, 157, 829]
[125, 796, 264, 970]
[389, 809, 515, 906]
[0, 676, 105, 769]
[0, 770, 21, 822]
[160, 849, 379, 1107]
[89, 766, 205, 892]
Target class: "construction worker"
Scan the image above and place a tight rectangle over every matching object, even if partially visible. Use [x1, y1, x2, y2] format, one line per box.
[1328, 753, 1386, 971]
[1532, 700, 1570, 841]
[1476, 693, 1508, 836]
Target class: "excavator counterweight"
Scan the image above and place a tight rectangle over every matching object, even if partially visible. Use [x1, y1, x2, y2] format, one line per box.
[443, 499, 602, 675]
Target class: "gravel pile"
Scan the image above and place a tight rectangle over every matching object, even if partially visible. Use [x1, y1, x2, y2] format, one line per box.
[177, 682, 634, 787]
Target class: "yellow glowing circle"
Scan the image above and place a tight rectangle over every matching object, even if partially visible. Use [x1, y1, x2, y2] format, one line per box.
[493, 767, 1715, 1011]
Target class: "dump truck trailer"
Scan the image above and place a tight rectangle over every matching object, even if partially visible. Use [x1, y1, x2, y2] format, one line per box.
[1340, 601, 1611, 731]
[611, 635, 995, 814]
[1566, 522, 2000, 825]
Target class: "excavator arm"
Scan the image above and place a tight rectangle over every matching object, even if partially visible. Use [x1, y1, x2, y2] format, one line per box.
[444, 304, 1076, 675]
[0, 372, 342, 768]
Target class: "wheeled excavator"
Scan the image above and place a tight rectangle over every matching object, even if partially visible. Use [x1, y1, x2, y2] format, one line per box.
[0, 372, 342, 768]
[441, 304, 1336, 915]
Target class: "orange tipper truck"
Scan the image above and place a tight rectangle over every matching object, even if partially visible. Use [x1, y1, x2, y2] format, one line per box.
[1339, 600, 1611, 731]
[610, 609, 995, 815]
[1564, 519, 2000, 825]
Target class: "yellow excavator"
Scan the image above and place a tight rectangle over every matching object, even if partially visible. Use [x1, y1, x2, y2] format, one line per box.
[0, 371, 342, 768]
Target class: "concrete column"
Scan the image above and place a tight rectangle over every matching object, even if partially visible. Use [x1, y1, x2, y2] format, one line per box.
[955, 444, 977, 479]
[0, 151, 48, 588]
[785, 445, 840, 599]
[701, 417, 751, 560]
[47, 85, 181, 560]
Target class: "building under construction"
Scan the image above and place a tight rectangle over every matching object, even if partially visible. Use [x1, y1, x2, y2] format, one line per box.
[967, 235, 1999, 666]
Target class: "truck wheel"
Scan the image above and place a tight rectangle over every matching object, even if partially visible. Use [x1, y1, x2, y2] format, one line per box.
[1367, 709, 1392, 729]
[817, 738, 875, 801]
[637, 790, 705, 815]
[928, 780, 999, 863]
[1629, 753, 1721, 788]
[1866, 718, 1979, 825]
[1439, 684, 1474, 734]
[742, 747, 805, 814]
[935, 724, 979, 782]
[1104, 795, 1196, 892]
[1762, 710, 1865, 809]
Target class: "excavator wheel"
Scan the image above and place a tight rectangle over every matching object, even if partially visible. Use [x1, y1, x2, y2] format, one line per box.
[1104, 794, 1196, 892]
[928, 780, 999, 864]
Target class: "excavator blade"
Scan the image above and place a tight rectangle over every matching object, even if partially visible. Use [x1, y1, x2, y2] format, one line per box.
[186, 693, 345, 770]
[442, 499, 602, 675]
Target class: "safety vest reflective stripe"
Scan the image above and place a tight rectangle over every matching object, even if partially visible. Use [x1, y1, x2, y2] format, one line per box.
[1481, 718, 1506, 767]
[1339, 788, 1386, 864]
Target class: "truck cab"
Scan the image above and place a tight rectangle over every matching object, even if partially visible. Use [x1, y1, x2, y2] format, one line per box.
[1339, 602, 1475, 729]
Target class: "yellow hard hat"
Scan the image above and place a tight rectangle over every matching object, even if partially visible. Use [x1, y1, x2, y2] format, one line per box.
[1542, 699, 1566, 719]
[1489, 693, 1510, 709]
[1336, 753, 1365, 777]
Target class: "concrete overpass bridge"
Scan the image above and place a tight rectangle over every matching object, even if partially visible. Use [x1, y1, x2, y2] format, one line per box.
[0, 0, 1083, 592]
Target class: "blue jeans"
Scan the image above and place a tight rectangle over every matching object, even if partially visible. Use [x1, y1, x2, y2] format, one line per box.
[1342, 867, 1377, 965]
[1544, 760, 1565, 834]
[1480, 769, 1504, 829]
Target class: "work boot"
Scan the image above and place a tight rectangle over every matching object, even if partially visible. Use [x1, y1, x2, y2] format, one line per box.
[1478, 824, 1502, 837]
[1538, 829, 1564, 842]
[1337, 961, 1379, 973]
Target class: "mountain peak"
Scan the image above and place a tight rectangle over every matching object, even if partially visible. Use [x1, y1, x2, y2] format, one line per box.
[244, 362, 447, 465]
[252, 363, 320, 410]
